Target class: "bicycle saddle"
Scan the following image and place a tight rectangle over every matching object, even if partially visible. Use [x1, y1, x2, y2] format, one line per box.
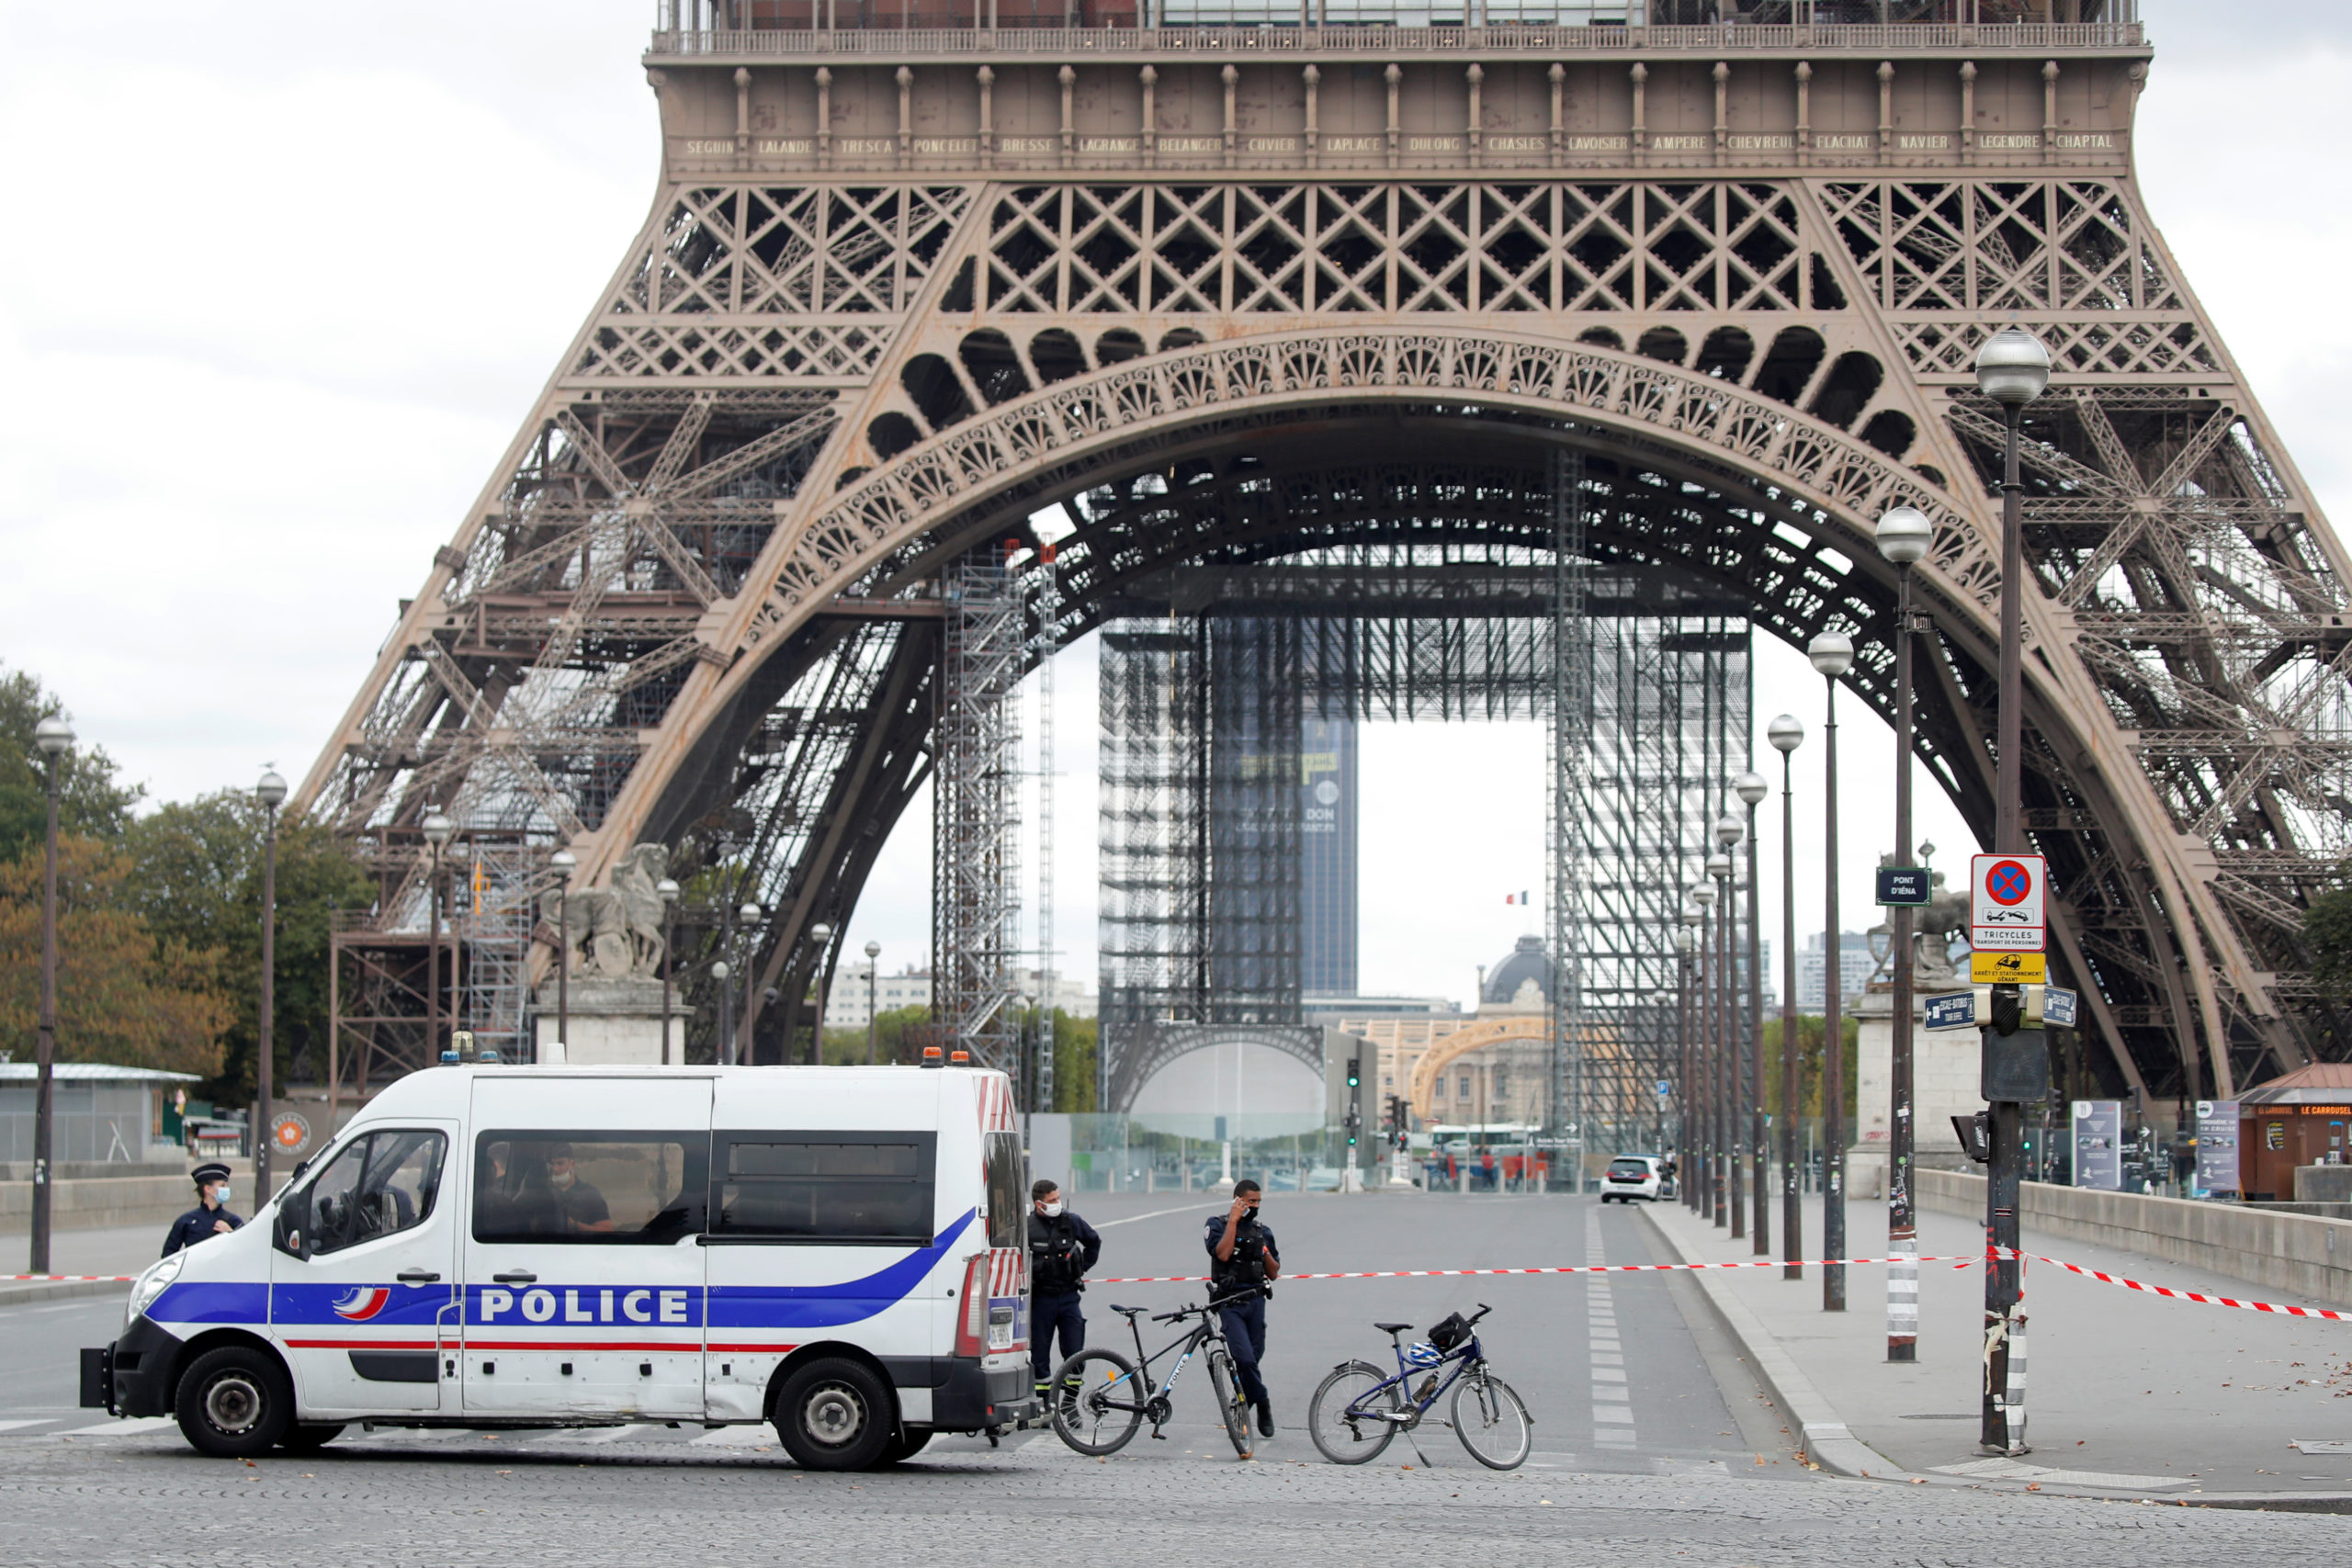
[1110, 1303, 1147, 1316]
[1373, 1321, 1414, 1335]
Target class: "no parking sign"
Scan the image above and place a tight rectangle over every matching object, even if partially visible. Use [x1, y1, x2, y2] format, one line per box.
[1970, 853, 2047, 951]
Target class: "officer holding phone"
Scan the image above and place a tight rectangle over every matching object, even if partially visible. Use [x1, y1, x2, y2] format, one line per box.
[1205, 1179, 1281, 1437]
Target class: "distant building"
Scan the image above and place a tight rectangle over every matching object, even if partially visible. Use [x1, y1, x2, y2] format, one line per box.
[1797, 931, 1875, 1010]
[820, 964, 1094, 1029]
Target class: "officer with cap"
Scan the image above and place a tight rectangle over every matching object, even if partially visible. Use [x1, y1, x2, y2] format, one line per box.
[162, 1163, 243, 1257]
[1028, 1179, 1101, 1394]
[1205, 1179, 1281, 1437]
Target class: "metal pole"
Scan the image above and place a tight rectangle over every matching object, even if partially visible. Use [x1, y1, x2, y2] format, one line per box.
[867, 962, 879, 1066]
[257, 801, 279, 1201]
[1822, 672, 1847, 1314]
[1889, 559, 1919, 1359]
[556, 880, 570, 1051]
[1679, 946, 1696, 1212]
[718, 901, 736, 1066]
[29, 749, 62, 1275]
[1984, 399, 2029, 1450]
[1781, 746, 1803, 1280]
[426, 847, 442, 1070]
[661, 902, 673, 1066]
[1718, 863, 1737, 1234]
[1746, 796, 1768, 1256]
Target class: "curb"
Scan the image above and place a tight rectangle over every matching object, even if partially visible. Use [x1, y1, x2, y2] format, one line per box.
[1634, 1205, 1919, 1482]
[0, 1278, 132, 1310]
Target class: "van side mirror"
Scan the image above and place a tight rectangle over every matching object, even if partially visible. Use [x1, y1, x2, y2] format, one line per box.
[274, 1184, 313, 1261]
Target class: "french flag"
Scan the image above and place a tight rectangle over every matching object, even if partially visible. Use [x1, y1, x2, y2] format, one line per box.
[1504, 891, 1530, 906]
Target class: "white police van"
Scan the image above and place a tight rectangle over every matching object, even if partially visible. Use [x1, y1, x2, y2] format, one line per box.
[85, 1061, 1036, 1468]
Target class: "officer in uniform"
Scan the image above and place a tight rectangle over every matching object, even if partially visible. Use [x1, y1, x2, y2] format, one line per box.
[162, 1162, 243, 1258]
[1028, 1179, 1101, 1393]
[1204, 1179, 1281, 1436]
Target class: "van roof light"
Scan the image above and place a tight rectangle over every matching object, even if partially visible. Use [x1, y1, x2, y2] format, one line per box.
[950, 1049, 970, 1064]
[921, 1045, 944, 1068]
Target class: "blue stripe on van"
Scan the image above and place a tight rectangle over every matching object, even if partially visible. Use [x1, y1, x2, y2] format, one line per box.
[151, 1280, 271, 1325]
[706, 1207, 976, 1330]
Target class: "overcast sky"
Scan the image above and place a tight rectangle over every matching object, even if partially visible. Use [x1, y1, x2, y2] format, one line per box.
[2, 0, 2344, 1007]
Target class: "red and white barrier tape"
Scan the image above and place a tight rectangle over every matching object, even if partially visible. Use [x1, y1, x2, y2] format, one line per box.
[5, 1274, 135, 1283]
[1089, 1257, 1973, 1284]
[2001, 1250, 2352, 1323]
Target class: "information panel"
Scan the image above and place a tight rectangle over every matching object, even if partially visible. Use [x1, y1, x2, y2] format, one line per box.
[2073, 1099, 2122, 1191]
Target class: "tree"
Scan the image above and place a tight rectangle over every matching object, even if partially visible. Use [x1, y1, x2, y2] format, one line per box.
[2305, 886, 2352, 1001]
[0, 837, 230, 1077]
[1760, 1012, 1860, 1122]
[0, 666, 141, 863]
[1051, 1011, 1098, 1113]
[820, 1004, 936, 1066]
[122, 795, 373, 1105]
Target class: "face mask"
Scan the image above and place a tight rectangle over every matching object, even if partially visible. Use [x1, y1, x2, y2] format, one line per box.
[213, 1185, 232, 1204]
[1040, 1201, 1064, 1218]
[550, 1169, 575, 1189]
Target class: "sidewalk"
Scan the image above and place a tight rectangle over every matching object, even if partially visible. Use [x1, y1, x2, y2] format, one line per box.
[1647, 1192, 2352, 1502]
[1, 1225, 158, 1305]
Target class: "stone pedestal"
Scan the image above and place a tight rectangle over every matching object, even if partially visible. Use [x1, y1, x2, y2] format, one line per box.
[533, 977, 693, 1066]
[1847, 986, 1979, 1201]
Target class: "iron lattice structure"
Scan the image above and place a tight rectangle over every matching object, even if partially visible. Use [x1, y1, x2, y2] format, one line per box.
[933, 558, 1025, 1070]
[301, 11, 2344, 1104]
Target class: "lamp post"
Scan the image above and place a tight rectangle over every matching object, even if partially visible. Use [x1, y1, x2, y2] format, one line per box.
[732, 902, 762, 1064]
[864, 940, 882, 1065]
[807, 921, 834, 1064]
[1688, 883, 1716, 1215]
[1735, 773, 1770, 1254]
[657, 878, 681, 1065]
[1650, 989, 1674, 1155]
[1768, 714, 1804, 1280]
[422, 810, 456, 1070]
[1707, 845, 1738, 1232]
[1975, 322, 2051, 1452]
[1808, 632, 1854, 1313]
[1676, 916, 1699, 1209]
[548, 848, 577, 1056]
[254, 771, 288, 1201]
[1876, 502, 1934, 1361]
[28, 716, 73, 1275]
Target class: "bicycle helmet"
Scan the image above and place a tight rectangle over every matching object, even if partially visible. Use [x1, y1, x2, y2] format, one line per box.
[1402, 1340, 1446, 1369]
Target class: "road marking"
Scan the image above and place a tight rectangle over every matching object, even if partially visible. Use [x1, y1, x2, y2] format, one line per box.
[1586, 1206, 1637, 1451]
[1093, 1201, 1226, 1230]
[0, 1419, 54, 1432]
[63, 1416, 177, 1438]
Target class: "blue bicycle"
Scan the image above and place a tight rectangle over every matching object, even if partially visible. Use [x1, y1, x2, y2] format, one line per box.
[1306, 1303, 1532, 1470]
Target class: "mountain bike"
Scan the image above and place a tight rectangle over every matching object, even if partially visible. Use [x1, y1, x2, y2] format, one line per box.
[1306, 1303, 1532, 1471]
[1048, 1287, 1261, 1460]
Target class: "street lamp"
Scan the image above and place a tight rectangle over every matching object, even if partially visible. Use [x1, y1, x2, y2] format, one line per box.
[548, 848, 578, 1058]
[1808, 630, 1854, 1314]
[1876, 502, 1935, 1362]
[254, 770, 288, 1201]
[1687, 884, 1716, 1215]
[808, 921, 835, 1065]
[729, 902, 762, 1065]
[1735, 772, 1770, 1255]
[1649, 989, 1675, 1154]
[421, 810, 456, 1070]
[1708, 841, 1739, 1233]
[657, 878, 681, 1066]
[864, 940, 882, 1066]
[1767, 714, 1805, 1280]
[1674, 923, 1699, 1202]
[1975, 322, 2050, 1453]
[28, 716, 73, 1275]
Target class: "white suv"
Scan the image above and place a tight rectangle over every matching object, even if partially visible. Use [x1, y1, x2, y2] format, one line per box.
[1600, 1155, 1664, 1203]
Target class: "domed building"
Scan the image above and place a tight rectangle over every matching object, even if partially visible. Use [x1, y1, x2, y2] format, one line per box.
[1480, 935, 1554, 1014]
[1328, 935, 1558, 1134]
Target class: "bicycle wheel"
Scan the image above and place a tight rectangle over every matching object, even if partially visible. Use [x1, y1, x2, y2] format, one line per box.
[1307, 1360, 1402, 1465]
[1204, 1346, 1255, 1460]
[1050, 1349, 1146, 1457]
[1450, 1367, 1532, 1471]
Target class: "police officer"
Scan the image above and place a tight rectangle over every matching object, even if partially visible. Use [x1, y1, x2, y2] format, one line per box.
[162, 1162, 243, 1258]
[1029, 1179, 1101, 1393]
[1204, 1179, 1281, 1436]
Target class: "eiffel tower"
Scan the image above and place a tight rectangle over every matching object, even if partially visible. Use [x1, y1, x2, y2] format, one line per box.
[296, 1, 2351, 1106]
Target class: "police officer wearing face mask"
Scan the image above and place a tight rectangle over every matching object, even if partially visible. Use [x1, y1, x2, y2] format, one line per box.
[162, 1162, 243, 1258]
[1205, 1179, 1281, 1437]
[1028, 1179, 1102, 1393]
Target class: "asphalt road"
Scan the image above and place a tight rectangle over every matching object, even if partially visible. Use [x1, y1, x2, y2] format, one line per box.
[10, 1193, 2348, 1563]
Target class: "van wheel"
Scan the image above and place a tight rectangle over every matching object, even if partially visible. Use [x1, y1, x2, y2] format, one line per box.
[774, 1357, 894, 1471]
[175, 1346, 294, 1459]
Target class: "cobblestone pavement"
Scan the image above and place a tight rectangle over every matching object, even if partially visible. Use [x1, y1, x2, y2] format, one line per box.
[15, 1193, 2346, 1562]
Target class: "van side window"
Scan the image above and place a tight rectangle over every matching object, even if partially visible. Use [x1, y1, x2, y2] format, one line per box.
[712, 1134, 936, 1245]
[983, 1131, 1025, 1250]
[473, 1132, 707, 1245]
[310, 1131, 446, 1257]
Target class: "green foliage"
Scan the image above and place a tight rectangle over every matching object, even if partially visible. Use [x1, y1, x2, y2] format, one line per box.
[820, 1004, 936, 1066]
[1760, 1012, 1861, 1121]
[0, 666, 141, 862]
[1051, 1011, 1098, 1113]
[2305, 885, 2352, 1001]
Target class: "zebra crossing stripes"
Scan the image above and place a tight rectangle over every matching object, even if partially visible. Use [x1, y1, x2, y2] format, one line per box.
[1586, 1208, 1635, 1450]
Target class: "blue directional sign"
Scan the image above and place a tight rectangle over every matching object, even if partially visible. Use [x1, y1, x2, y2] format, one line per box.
[1875, 865, 1931, 907]
[1922, 991, 1976, 1031]
[2042, 987, 2078, 1029]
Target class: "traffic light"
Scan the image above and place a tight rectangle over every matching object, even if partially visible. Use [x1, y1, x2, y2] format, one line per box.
[1344, 1106, 1361, 1146]
[1346, 1056, 1361, 1089]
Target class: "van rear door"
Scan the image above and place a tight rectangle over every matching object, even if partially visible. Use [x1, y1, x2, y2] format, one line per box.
[459, 1076, 712, 1421]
